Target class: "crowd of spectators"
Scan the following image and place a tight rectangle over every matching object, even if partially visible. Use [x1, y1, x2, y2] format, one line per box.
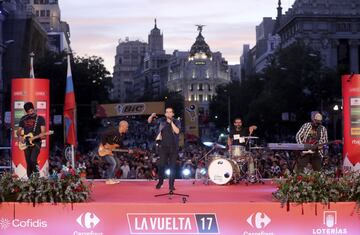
[1, 120, 343, 180]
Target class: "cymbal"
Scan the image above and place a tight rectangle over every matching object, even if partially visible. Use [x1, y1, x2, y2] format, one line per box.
[202, 141, 226, 149]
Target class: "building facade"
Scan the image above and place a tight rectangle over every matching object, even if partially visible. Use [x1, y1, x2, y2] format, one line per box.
[133, 20, 171, 101]
[276, 0, 360, 73]
[241, 0, 360, 79]
[111, 38, 147, 102]
[25, 0, 70, 53]
[167, 26, 230, 115]
[0, 0, 48, 145]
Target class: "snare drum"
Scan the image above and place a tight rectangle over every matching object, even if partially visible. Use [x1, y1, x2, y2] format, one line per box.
[208, 157, 240, 185]
[231, 145, 246, 158]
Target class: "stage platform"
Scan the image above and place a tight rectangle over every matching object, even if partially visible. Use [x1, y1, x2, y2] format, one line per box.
[0, 180, 359, 235]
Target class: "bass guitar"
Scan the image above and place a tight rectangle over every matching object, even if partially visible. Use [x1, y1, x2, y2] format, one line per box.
[18, 130, 54, 150]
[98, 143, 145, 157]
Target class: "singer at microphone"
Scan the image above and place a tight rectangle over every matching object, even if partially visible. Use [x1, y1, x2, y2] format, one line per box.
[148, 107, 181, 191]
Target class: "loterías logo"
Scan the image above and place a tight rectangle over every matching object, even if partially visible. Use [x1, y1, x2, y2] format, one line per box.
[76, 212, 100, 229]
[247, 212, 271, 229]
[312, 211, 348, 234]
[0, 218, 11, 230]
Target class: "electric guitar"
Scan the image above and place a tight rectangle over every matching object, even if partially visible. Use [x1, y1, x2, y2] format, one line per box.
[98, 143, 145, 157]
[302, 140, 342, 154]
[18, 130, 54, 150]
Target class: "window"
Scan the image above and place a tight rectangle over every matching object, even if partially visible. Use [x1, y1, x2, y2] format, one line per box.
[191, 95, 195, 101]
[208, 95, 212, 101]
[208, 84, 211, 91]
[40, 10, 45, 17]
[36, 10, 40, 16]
[34, 0, 39, 4]
[46, 10, 50, 17]
[199, 95, 203, 102]
[190, 84, 194, 91]
[198, 83, 203, 91]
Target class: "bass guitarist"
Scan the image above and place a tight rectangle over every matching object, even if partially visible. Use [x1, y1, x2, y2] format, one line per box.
[17, 102, 46, 178]
[99, 120, 133, 184]
[295, 112, 328, 173]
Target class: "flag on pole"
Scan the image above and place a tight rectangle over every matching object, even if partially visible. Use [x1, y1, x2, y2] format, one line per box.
[64, 53, 77, 147]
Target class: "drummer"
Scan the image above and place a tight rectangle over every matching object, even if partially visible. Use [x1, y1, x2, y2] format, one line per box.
[227, 117, 257, 152]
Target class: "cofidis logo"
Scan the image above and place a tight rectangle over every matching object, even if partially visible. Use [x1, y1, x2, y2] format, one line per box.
[0, 217, 47, 230]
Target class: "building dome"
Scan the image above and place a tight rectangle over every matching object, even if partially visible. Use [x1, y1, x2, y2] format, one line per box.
[189, 25, 212, 59]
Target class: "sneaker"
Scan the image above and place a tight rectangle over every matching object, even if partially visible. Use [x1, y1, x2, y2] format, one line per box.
[169, 186, 176, 191]
[105, 179, 119, 185]
[105, 179, 113, 184]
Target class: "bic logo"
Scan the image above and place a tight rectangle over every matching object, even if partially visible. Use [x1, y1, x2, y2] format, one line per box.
[247, 212, 271, 229]
[323, 211, 337, 228]
[76, 212, 100, 229]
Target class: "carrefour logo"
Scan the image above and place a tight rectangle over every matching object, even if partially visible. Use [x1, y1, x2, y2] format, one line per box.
[247, 212, 271, 229]
[244, 212, 274, 235]
[76, 212, 100, 229]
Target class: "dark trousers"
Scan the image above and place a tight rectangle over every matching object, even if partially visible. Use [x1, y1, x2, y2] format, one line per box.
[158, 145, 178, 187]
[24, 145, 40, 178]
[296, 152, 322, 173]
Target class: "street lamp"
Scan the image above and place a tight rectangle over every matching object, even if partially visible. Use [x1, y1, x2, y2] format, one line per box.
[223, 88, 231, 130]
[333, 105, 340, 139]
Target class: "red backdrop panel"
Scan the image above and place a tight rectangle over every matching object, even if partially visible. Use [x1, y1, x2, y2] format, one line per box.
[342, 74, 360, 170]
[11, 78, 50, 178]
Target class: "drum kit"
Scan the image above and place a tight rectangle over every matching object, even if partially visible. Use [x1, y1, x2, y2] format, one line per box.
[201, 136, 264, 186]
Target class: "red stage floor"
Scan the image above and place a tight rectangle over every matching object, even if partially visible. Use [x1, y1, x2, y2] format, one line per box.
[89, 179, 277, 203]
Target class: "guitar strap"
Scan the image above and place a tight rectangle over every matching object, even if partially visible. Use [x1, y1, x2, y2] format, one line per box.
[33, 115, 39, 134]
[316, 125, 322, 143]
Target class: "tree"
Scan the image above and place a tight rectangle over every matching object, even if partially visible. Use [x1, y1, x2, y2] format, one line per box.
[210, 42, 340, 140]
[34, 51, 112, 148]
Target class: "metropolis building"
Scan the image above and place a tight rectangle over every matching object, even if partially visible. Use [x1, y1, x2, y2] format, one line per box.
[166, 26, 230, 114]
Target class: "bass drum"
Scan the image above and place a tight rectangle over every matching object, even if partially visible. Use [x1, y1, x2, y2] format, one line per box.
[208, 157, 240, 185]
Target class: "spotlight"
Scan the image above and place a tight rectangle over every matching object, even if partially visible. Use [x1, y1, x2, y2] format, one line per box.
[182, 168, 191, 176]
[165, 169, 171, 176]
[200, 168, 207, 175]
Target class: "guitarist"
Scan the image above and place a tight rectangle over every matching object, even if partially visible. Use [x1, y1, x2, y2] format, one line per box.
[100, 120, 132, 184]
[17, 102, 46, 178]
[295, 112, 328, 173]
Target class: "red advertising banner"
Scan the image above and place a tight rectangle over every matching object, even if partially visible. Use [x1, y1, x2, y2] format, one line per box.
[342, 74, 360, 171]
[11, 78, 50, 178]
[0, 202, 358, 234]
